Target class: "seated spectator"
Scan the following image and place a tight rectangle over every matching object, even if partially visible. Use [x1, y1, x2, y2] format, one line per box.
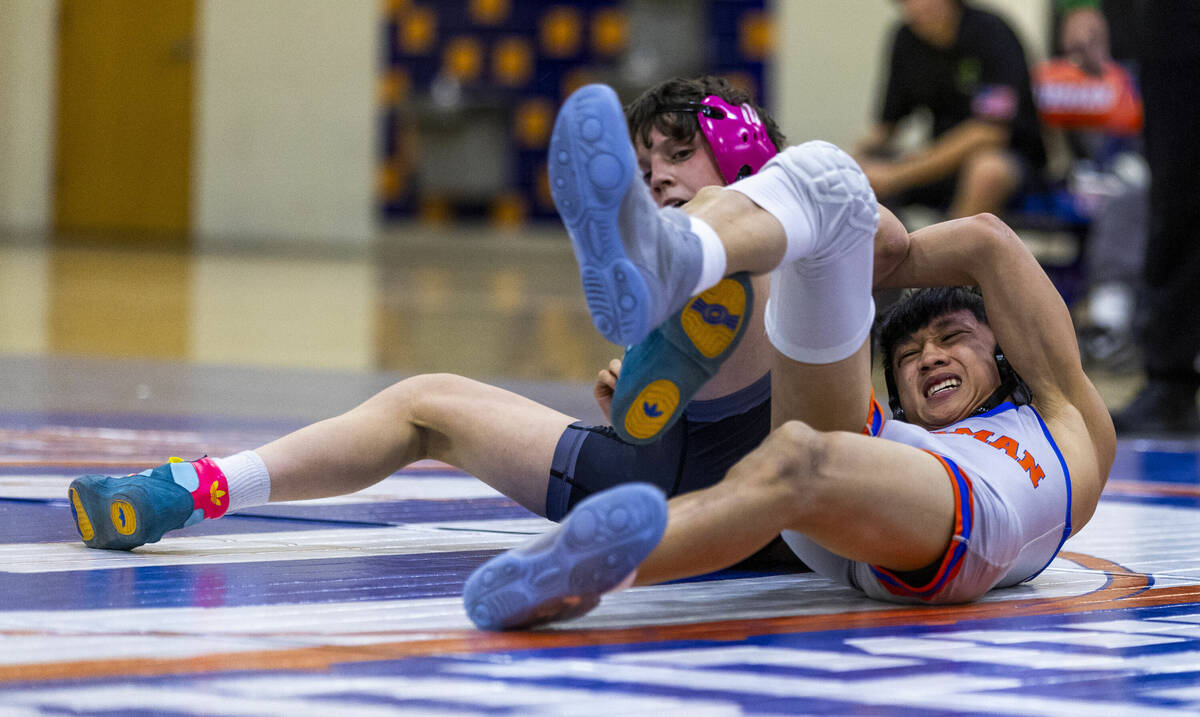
[855, 0, 1046, 220]
[1034, 4, 1146, 369]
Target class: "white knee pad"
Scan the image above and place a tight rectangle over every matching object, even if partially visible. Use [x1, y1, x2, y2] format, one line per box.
[765, 243, 875, 364]
[753, 144, 877, 364]
[730, 140, 878, 265]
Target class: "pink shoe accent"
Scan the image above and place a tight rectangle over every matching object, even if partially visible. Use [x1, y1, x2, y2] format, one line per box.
[190, 457, 230, 519]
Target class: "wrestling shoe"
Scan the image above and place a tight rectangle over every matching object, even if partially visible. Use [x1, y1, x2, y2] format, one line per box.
[611, 272, 753, 444]
[548, 83, 704, 346]
[463, 482, 667, 631]
[68, 457, 229, 550]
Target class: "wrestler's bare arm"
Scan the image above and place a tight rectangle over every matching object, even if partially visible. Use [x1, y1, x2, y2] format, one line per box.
[877, 213, 1116, 498]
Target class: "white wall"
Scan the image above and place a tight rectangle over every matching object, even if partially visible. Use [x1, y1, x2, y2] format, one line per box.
[193, 0, 378, 246]
[774, 0, 1050, 151]
[2, 1, 1048, 244]
[0, 0, 378, 245]
[0, 0, 57, 235]
[190, 254, 375, 370]
[0, 245, 50, 353]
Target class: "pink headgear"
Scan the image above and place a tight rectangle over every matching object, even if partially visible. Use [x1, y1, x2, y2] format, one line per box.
[658, 95, 778, 183]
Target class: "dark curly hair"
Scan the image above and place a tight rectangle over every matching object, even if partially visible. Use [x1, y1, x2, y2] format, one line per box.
[624, 75, 786, 154]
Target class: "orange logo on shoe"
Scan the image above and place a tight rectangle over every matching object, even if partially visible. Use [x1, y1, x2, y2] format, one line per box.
[110, 499, 137, 536]
[209, 480, 226, 507]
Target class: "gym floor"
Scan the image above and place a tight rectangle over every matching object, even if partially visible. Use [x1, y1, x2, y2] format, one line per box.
[2, 232, 1198, 715]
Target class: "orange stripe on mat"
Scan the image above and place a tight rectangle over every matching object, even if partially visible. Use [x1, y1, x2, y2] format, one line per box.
[1, 551, 1190, 684]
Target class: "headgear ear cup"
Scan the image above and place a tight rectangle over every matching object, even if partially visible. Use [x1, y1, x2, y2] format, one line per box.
[697, 95, 778, 183]
[655, 96, 778, 184]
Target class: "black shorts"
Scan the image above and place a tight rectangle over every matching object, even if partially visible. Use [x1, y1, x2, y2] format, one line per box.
[545, 373, 807, 571]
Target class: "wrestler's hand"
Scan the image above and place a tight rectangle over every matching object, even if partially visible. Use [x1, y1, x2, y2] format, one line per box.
[594, 358, 621, 422]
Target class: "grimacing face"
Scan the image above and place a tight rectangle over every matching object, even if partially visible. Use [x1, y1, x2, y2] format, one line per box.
[892, 310, 1004, 429]
[636, 127, 726, 208]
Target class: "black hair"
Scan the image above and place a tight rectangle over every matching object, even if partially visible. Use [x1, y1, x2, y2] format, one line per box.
[876, 287, 1031, 420]
[624, 75, 787, 154]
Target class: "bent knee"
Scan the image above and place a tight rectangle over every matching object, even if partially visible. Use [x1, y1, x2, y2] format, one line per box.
[378, 373, 477, 412]
[740, 421, 840, 515]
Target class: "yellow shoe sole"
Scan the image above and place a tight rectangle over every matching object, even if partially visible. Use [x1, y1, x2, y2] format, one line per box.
[69, 487, 95, 542]
[679, 276, 750, 359]
[623, 379, 681, 441]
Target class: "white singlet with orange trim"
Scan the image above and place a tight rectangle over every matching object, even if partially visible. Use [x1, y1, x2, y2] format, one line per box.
[782, 400, 1073, 604]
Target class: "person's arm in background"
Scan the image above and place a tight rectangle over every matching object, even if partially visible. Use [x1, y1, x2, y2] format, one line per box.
[854, 122, 897, 159]
[859, 120, 1009, 198]
[860, 11, 1030, 199]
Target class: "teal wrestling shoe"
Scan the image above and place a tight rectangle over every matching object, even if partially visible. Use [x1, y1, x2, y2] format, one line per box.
[68, 457, 228, 550]
[463, 483, 667, 631]
[548, 83, 704, 346]
[611, 272, 753, 444]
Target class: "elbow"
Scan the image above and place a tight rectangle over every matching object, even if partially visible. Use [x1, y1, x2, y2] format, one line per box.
[959, 213, 1034, 271]
[963, 119, 1010, 151]
[966, 212, 1010, 236]
[966, 212, 1024, 251]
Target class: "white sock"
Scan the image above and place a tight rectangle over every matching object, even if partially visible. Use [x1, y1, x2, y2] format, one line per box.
[214, 450, 271, 513]
[689, 215, 727, 295]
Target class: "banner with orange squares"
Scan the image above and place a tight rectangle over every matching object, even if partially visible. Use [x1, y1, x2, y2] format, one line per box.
[380, 0, 770, 225]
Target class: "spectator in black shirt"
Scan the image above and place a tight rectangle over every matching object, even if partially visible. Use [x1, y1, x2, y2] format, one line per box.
[855, 0, 1046, 219]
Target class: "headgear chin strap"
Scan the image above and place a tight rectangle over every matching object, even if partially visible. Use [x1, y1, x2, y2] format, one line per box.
[656, 95, 778, 183]
[885, 347, 1033, 423]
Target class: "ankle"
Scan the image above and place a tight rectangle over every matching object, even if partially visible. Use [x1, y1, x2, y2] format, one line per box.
[212, 450, 271, 513]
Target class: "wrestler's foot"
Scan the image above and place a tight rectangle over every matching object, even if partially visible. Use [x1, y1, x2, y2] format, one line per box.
[68, 457, 228, 550]
[463, 482, 667, 630]
[548, 83, 703, 346]
[611, 273, 754, 443]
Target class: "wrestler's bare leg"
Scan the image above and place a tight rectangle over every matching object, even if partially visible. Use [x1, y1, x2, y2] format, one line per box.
[258, 373, 574, 515]
[632, 158, 953, 584]
[633, 422, 954, 584]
